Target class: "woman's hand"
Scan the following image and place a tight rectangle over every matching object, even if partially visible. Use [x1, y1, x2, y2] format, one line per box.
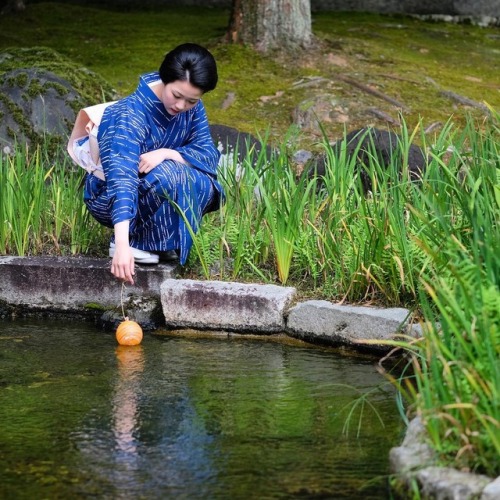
[111, 221, 135, 284]
[139, 148, 186, 173]
[111, 242, 135, 285]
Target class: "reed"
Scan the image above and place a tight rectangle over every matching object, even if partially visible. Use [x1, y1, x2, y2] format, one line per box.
[198, 121, 433, 303]
[191, 115, 499, 476]
[406, 115, 500, 476]
[0, 144, 108, 256]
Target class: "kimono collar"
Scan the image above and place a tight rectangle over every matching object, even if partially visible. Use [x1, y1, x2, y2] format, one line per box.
[136, 71, 173, 121]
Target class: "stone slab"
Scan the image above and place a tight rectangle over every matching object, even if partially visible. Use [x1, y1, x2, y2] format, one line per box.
[286, 300, 420, 350]
[0, 256, 177, 313]
[161, 279, 296, 333]
[417, 466, 492, 499]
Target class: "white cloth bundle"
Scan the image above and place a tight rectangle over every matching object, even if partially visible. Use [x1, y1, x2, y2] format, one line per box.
[67, 101, 116, 181]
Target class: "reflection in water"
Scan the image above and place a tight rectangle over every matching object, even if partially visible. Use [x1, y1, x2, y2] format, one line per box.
[0, 319, 402, 499]
[113, 346, 144, 458]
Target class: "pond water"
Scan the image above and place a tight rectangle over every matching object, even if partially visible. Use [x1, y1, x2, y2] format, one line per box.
[0, 319, 404, 499]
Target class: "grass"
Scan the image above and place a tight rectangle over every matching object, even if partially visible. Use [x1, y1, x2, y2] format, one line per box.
[192, 113, 500, 477]
[0, 1, 499, 481]
[0, 146, 109, 256]
[409, 115, 499, 475]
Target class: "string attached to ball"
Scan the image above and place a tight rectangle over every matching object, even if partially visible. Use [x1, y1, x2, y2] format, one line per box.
[116, 282, 143, 346]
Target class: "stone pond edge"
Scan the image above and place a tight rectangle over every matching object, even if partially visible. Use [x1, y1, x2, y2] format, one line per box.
[0, 255, 497, 497]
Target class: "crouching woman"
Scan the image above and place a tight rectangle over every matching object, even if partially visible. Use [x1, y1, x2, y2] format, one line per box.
[71, 43, 223, 285]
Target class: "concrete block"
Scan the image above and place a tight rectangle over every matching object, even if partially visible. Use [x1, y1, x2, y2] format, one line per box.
[161, 279, 296, 333]
[286, 300, 420, 350]
[0, 256, 176, 313]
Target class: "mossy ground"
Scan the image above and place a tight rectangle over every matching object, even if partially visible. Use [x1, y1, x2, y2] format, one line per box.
[0, 3, 498, 150]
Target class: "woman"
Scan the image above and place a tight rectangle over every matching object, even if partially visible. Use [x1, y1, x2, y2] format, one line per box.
[82, 43, 223, 285]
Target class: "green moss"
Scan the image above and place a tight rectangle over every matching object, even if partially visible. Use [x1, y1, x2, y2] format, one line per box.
[43, 81, 70, 97]
[0, 47, 118, 154]
[311, 12, 499, 136]
[7, 72, 28, 87]
[84, 302, 107, 311]
[26, 79, 44, 98]
[0, 91, 38, 143]
[0, 46, 117, 105]
[0, 4, 498, 149]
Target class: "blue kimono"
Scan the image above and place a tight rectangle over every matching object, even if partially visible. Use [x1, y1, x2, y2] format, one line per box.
[83, 72, 223, 264]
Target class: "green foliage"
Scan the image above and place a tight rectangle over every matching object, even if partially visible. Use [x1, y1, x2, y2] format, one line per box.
[365, 113, 499, 477]
[1, 4, 498, 148]
[0, 144, 109, 256]
[188, 119, 437, 305]
[0, 3, 498, 479]
[185, 113, 500, 476]
[409, 117, 499, 476]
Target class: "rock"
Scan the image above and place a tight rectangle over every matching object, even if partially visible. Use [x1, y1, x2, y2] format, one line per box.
[286, 300, 421, 351]
[0, 298, 15, 319]
[211, 123, 274, 199]
[292, 149, 313, 175]
[481, 476, 500, 500]
[161, 279, 296, 333]
[391, 417, 498, 499]
[0, 67, 80, 149]
[416, 466, 492, 500]
[0, 47, 116, 152]
[390, 417, 436, 475]
[211, 123, 272, 166]
[99, 294, 164, 332]
[292, 94, 350, 133]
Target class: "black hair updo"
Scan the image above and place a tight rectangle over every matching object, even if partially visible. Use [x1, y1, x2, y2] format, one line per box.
[159, 43, 218, 93]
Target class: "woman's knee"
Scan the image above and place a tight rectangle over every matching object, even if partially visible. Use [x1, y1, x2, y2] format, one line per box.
[143, 161, 186, 197]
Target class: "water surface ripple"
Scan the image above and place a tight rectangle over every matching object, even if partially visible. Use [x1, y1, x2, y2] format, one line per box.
[0, 319, 403, 499]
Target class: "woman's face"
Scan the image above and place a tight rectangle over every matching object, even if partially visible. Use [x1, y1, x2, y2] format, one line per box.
[160, 80, 203, 116]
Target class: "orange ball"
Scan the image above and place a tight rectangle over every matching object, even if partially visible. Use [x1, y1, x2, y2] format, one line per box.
[116, 320, 143, 346]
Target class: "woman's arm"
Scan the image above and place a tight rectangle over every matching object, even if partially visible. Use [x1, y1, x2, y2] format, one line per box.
[138, 148, 187, 174]
[137, 102, 219, 176]
[99, 103, 146, 283]
[110, 220, 135, 284]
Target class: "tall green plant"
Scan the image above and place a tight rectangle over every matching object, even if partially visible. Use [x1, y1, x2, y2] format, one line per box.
[311, 124, 429, 304]
[0, 146, 50, 255]
[0, 144, 108, 256]
[395, 116, 500, 476]
[256, 156, 316, 284]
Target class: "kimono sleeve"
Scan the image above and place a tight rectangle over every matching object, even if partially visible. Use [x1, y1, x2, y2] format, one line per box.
[98, 104, 147, 225]
[176, 102, 220, 177]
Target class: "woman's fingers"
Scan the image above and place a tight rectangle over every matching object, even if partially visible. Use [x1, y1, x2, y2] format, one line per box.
[111, 252, 135, 285]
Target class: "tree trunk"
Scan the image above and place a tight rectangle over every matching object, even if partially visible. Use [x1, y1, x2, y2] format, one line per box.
[227, 0, 312, 52]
